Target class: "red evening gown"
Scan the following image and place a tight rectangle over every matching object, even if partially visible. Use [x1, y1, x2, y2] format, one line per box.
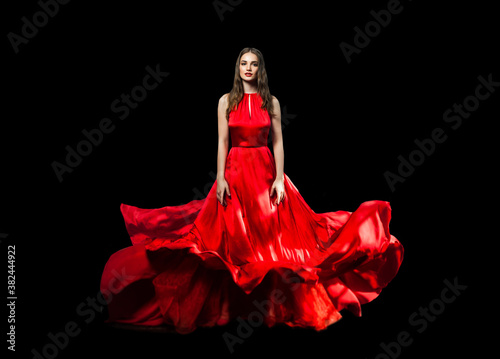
[100, 92, 404, 334]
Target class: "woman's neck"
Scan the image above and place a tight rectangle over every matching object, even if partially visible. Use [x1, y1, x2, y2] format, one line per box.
[242, 82, 258, 94]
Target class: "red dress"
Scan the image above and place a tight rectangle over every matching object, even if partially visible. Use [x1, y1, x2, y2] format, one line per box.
[100, 92, 404, 333]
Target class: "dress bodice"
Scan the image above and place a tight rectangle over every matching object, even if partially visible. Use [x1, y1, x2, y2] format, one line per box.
[228, 93, 271, 147]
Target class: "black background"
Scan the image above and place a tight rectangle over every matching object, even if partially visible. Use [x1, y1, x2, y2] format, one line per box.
[2, 0, 498, 358]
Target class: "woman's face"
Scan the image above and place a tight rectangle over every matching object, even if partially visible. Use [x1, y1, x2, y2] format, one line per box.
[239, 52, 259, 83]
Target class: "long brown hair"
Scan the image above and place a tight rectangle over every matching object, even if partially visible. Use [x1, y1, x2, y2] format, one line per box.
[225, 47, 274, 120]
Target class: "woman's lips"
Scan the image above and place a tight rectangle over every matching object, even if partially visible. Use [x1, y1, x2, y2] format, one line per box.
[245, 73, 253, 77]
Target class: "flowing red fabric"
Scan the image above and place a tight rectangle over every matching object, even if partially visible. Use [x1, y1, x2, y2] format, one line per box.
[100, 93, 404, 334]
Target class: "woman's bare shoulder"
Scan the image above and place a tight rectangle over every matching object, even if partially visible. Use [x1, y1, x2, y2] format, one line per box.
[219, 93, 230, 103]
[271, 95, 280, 107]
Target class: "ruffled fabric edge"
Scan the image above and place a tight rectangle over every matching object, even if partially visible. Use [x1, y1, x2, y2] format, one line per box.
[100, 200, 403, 333]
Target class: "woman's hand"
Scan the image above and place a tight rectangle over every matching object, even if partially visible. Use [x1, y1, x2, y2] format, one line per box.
[217, 177, 231, 206]
[270, 178, 285, 205]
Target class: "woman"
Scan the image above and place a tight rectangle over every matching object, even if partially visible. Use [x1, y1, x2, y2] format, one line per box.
[100, 47, 404, 334]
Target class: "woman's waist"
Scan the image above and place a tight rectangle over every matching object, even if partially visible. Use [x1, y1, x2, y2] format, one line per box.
[231, 144, 268, 148]
[230, 137, 269, 147]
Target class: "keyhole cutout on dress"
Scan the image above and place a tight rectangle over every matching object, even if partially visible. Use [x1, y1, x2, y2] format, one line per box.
[248, 94, 251, 119]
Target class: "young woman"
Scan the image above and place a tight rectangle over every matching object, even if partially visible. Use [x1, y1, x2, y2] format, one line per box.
[100, 47, 404, 334]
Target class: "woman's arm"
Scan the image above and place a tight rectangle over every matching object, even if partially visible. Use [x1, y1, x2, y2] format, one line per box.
[217, 94, 230, 181]
[216, 93, 231, 206]
[270, 96, 285, 205]
[271, 96, 284, 181]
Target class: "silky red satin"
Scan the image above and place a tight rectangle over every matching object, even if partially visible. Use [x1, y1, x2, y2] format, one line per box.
[100, 93, 404, 333]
